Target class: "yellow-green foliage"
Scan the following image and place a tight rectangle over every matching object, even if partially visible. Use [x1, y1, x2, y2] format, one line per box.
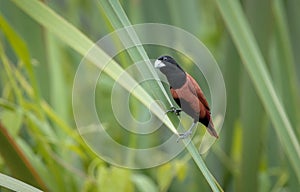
[0, 0, 299, 191]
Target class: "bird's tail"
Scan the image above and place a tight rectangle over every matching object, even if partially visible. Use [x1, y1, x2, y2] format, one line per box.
[207, 121, 219, 138]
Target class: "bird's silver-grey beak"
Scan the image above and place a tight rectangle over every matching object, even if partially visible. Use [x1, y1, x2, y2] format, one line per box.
[154, 60, 166, 68]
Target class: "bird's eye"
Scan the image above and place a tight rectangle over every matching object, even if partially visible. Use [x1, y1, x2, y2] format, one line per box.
[163, 57, 167, 61]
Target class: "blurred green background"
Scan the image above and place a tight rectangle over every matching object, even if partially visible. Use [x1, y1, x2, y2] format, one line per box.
[0, 0, 300, 191]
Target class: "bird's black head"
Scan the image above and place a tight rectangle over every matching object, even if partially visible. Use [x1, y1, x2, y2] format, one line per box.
[154, 55, 184, 72]
[154, 55, 186, 88]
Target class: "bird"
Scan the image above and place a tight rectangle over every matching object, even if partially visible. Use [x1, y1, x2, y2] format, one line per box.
[154, 55, 219, 141]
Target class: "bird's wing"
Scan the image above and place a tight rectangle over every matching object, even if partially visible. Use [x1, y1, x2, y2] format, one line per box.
[186, 73, 210, 111]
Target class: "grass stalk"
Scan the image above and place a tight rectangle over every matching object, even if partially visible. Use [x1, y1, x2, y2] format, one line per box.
[215, 0, 300, 181]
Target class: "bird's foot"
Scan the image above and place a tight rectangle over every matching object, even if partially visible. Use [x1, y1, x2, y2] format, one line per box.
[176, 130, 193, 143]
[166, 106, 182, 116]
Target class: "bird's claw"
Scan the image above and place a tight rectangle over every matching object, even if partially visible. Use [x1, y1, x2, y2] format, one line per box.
[176, 130, 193, 143]
[166, 106, 182, 116]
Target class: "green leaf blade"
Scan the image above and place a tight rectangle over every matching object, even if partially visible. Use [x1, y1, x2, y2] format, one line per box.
[215, 0, 300, 181]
